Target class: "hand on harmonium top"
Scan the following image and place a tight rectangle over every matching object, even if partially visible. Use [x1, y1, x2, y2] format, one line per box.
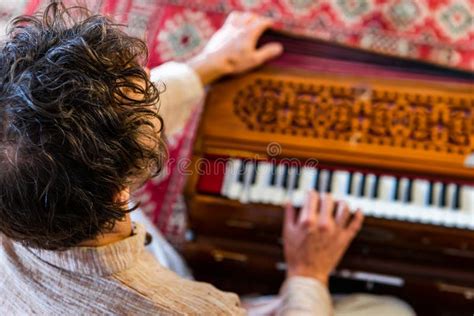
[187, 11, 283, 86]
[283, 191, 364, 286]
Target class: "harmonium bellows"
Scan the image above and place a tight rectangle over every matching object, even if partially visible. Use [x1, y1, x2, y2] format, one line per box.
[182, 31, 474, 314]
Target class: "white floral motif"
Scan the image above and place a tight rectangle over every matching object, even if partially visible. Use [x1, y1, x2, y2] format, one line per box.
[238, 0, 266, 9]
[332, 0, 373, 22]
[156, 10, 215, 61]
[436, 1, 473, 40]
[280, 0, 320, 16]
[385, 0, 427, 30]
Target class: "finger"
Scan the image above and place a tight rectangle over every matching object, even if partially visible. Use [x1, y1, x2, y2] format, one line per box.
[298, 190, 318, 226]
[225, 11, 242, 26]
[245, 12, 259, 24]
[254, 42, 283, 64]
[251, 16, 273, 30]
[240, 11, 257, 24]
[319, 193, 335, 228]
[345, 209, 364, 237]
[284, 202, 296, 231]
[335, 201, 350, 228]
[250, 17, 274, 40]
[224, 11, 239, 25]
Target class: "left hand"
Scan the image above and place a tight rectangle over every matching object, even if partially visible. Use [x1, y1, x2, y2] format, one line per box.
[188, 11, 283, 85]
[283, 192, 364, 285]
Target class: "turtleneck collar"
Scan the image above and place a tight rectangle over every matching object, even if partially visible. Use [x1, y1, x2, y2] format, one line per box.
[19, 223, 147, 276]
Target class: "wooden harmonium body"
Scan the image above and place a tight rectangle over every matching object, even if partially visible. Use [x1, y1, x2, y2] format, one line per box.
[183, 31, 474, 315]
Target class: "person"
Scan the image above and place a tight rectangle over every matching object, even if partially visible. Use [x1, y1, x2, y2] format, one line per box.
[0, 2, 414, 315]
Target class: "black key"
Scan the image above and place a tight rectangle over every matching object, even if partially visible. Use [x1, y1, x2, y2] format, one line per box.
[282, 165, 290, 189]
[347, 173, 353, 195]
[269, 164, 277, 186]
[318, 170, 330, 193]
[326, 171, 334, 193]
[393, 178, 400, 201]
[358, 174, 366, 197]
[250, 162, 258, 185]
[293, 166, 301, 190]
[405, 179, 413, 203]
[453, 184, 461, 210]
[439, 183, 447, 207]
[372, 176, 380, 199]
[427, 182, 434, 206]
[313, 169, 320, 191]
[237, 160, 247, 183]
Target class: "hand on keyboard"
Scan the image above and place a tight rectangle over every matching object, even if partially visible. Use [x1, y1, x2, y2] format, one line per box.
[187, 12, 283, 85]
[283, 191, 364, 286]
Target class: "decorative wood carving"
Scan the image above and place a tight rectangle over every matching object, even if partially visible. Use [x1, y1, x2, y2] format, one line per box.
[233, 78, 474, 155]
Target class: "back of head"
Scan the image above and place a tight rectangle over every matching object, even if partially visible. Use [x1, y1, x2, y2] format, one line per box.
[0, 1, 165, 250]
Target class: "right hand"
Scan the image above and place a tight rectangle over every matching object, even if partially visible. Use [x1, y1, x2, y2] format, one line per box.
[187, 12, 283, 86]
[283, 191, 364, 285]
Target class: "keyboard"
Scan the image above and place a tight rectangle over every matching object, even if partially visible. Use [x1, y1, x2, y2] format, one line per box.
[198, 159, 474, 230]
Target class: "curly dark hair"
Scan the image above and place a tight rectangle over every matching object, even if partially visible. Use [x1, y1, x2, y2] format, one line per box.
[0, 2, 166, 249]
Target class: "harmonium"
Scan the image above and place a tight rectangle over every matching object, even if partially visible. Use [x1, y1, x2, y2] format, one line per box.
[182, 31, 474, 315]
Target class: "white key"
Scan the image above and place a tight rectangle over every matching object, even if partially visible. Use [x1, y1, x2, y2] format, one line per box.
[417, 206, 432, 224]
[292, 167, 317, 207]
[393, 202, 412, 221]
[361, 199, 377, 217]
[398, 178, 410, 203]
[220, 160, 233, 196]
[221, 159, 239, 197]
[461, 206, 474, 230]
[285, 166, 298, 202]
[439, 208, 457, 227]
[343, 195, 474, 230]
[331, 171, 350, 198]
[270, 164, 286, 205]
[351, 172, 364, 197]
[379, 176, 397, 201]
[429, 206, 444, 226]
[346, 196, 377, 217]
[461, 185, 473, 213]
[454, 212, 470, 229]
[239, 162, 255, 204]
[468, 206, 474, 229]
[249, 162, 272, 203]
[367, 200, 381, 217]
[406, 205, 422, 223]
[372, 200, 388, 218]
[412, 179, 430, 207]
[397, 206, 416, 222]
[226, 160, 243, 199]
[261, 164, 276, 204]
[365, 174, 377, 199]
[343, 196, 365, 213]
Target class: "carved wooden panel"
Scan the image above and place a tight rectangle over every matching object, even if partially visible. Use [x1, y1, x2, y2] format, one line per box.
[233, 78, 474, 155]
